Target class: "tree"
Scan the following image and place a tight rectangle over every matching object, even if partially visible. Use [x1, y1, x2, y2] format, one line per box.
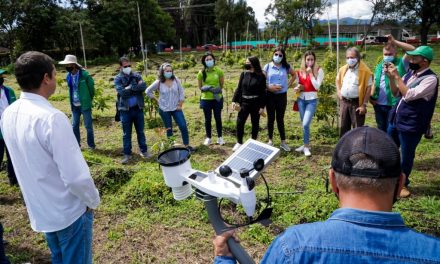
[215, 0, 258, 46]
[392, 0, 440, 44]
[265, 0, 330, 45]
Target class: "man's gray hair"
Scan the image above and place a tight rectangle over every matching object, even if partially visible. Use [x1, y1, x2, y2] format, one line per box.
[334, 153, 398, 193]
[346, 47, 362, 61]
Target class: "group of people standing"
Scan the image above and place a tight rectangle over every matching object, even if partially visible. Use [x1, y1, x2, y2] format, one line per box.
[0, 34, 438, 262]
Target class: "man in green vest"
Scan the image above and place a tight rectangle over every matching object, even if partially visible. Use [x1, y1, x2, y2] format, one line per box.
[59, 55, 96, 150]
[370, 35, 415, 132]
[0, 69, 17, 186]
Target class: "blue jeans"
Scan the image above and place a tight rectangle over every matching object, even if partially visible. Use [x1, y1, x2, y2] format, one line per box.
[297, 98, 318, 145]
[373, 104, 392, 132]
[159, 109, 189, 145]
[71, 106, 95, 148]
[200, 99, 223, 138]
[45, 211, 94, 264]
[120, 107, 147, 155]
[0, 223, 10, 264]
[387, 123, 422, 186]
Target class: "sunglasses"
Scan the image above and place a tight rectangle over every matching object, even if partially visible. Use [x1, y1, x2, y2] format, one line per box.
[274, 53, 283, 58]
[123, 65, 131, 68]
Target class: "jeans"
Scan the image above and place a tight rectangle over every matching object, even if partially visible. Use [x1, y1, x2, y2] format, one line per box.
[373, 104, 392, 132]
[120, 107, 147, 155]
[71, 106, 95, 148]
[236, 102, 260, 144]
[0, 139, 16, 186]
[387, 123, 422, 186]
[0, 223, 10, 264]
[159, 109, 189, 145]
[297, 98, 318, 145]
[45, 210, 94, 264]
[200, 99, 223, 138]
[266, 92, 287, 140]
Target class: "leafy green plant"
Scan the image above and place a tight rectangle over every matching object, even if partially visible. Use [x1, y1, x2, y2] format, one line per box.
[316, 50, 338, 127]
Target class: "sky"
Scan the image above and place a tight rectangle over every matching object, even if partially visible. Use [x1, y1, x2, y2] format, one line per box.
[246, 0, 373, 28]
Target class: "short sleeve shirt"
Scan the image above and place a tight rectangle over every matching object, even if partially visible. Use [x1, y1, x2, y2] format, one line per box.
[197, 67, 224, 100]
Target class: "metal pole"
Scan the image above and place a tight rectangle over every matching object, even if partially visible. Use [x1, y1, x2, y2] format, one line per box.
[336, 0, 340, 130]
[327, 12, 332, 52]
[245, 20, 250, 58]
[199, 192, 255, 264]
[137, 2, 147, 76]
[79, 22, 87, 68]
[180, 38, 182, 62]
[226, 22, 229, 52]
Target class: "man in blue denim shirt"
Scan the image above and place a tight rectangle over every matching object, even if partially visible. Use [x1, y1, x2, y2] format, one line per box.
[213, 127, 440, 263]
[114, 57, 150, 164]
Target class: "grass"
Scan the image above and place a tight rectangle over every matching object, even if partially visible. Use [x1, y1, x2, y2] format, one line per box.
[1, 45, 439, 263]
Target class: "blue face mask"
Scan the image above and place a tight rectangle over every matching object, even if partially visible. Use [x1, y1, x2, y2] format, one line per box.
[383, 56, 394, 63]
[164, 72, 173, 79]
[273, 55, 282, 64]
[205, 60, 214, 68]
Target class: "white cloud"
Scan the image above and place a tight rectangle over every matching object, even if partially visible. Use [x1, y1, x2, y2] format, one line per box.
[246, 0, 373, 28]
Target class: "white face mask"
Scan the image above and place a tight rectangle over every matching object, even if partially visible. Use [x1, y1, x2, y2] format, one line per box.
[122, 67, 131, 75]
[346, 58, 358, 67]
[383, 56, 394, 63]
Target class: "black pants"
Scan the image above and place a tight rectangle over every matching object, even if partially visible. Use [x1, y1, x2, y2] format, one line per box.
[236, 101, 260, 144]
[0, 139, 17, 186]
[266, 92, 287, 140]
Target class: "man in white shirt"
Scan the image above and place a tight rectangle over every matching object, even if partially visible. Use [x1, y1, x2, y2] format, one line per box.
[0, 51, 100, 263]
[336, 47, 373, 137]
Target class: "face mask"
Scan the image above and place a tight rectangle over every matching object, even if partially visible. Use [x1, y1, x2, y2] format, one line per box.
[346, 58, 358, 67]
[122, 67, 131, 75]
[164, 72, 173, 79]
[409, 62, 421, 71]
[0, 78, 3, 86]
[306, 61, 314, 68]
[205, 60, 214, 68]
[66, 66, 74, 73]
[273, 55, 282, 64]
[244, 64, 252, 70]
[383, 56, 394, 63]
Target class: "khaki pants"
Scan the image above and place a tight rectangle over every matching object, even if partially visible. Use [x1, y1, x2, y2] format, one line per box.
[339, 97, 365, 137]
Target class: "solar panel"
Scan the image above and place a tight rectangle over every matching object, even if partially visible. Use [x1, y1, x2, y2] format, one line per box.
[215, 139, 280, 185]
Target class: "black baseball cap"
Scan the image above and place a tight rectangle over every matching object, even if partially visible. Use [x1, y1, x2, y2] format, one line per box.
[331, 126, 401, 178]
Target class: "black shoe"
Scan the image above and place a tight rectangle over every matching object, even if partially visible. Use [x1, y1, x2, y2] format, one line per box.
[186, 146, 196, 153]
[424, 127, 433, 139]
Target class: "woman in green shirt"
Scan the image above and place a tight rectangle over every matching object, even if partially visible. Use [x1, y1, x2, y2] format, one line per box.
[197, 53, 225, 146]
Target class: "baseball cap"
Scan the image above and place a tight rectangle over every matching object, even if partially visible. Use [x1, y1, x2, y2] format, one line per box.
[331, 126, 401, 178]
[406, 46, 434, 61]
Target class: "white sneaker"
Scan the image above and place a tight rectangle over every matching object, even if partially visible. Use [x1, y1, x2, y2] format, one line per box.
[217, 137, 225, 145]
[232, 143, 242, 152]
[295, 145, 304, 152]
[304, 147, 311, 157]
[204, 138, 212, 146]
[280, 142, 291, 152]
[267, 140, 273, 146]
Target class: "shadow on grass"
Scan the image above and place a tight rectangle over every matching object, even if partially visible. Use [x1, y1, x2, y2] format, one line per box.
[0, 196, 22, 206]
[5, 244, 51, 264]
[413, 158, 440, 171]
[410, 183, 440, 197]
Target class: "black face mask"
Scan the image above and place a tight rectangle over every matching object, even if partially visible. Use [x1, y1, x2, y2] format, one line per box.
[66, 66, 74, 73]
[409, 62, 421, 71]
[244, 64, 252, 70]
[0, 78, 3, 86]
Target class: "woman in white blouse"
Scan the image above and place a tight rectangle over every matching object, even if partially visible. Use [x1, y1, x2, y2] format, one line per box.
[146, 63, 193, 152]
[294, 51, 324, 157]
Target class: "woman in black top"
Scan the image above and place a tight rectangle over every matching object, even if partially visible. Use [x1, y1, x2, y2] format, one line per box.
[231, 56, 266, 151]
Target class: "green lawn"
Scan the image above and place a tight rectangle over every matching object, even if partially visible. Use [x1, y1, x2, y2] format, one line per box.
[1, 45, 439, 263]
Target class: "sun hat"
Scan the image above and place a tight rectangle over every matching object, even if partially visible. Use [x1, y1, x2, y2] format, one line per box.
[59, 54, 83, 68]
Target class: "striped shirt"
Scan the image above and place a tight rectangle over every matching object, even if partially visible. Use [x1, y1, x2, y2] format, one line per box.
[146, 79, 185, 111]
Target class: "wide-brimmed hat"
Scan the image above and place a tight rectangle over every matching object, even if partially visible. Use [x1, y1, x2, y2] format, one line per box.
[59, 54, 83, 68]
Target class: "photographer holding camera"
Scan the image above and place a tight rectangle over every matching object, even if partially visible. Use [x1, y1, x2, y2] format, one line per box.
[370, 35, 415, 134]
